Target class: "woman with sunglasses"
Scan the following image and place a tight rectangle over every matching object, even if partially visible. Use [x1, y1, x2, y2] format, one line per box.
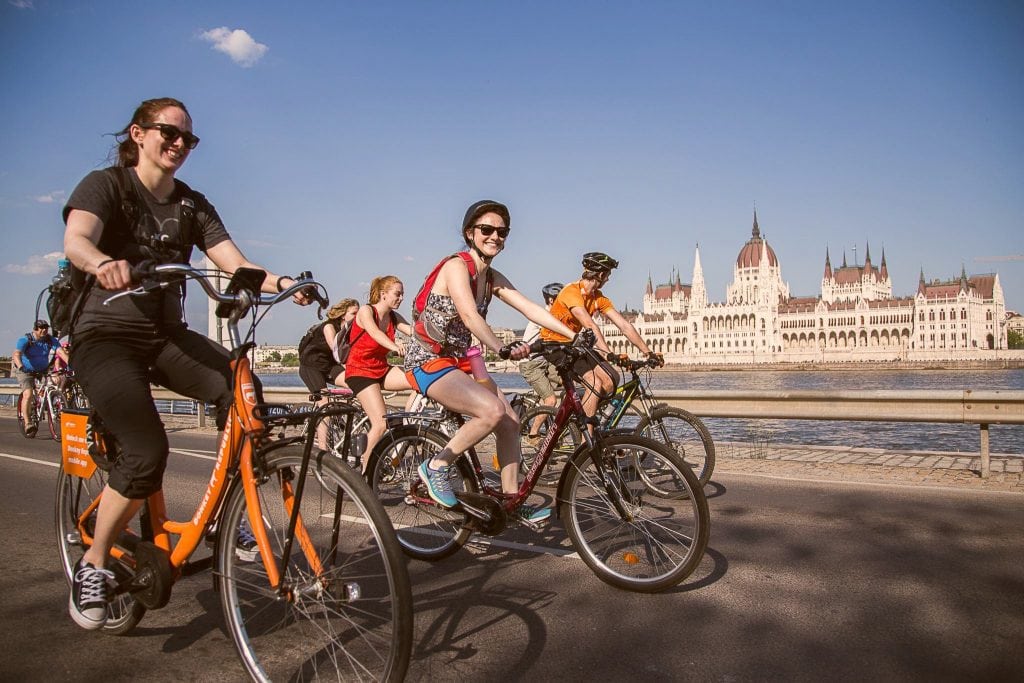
[404, 200, 576, 523]
[62, 97, 313, 631]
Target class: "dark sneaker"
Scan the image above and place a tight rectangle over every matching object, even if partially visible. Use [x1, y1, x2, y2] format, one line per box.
[25, 419, 38, 437]
[418, 461, 457, 508]
[235, 519, 258, 562]
[514, 503, 551, 525]
[69, 559, 114, 630]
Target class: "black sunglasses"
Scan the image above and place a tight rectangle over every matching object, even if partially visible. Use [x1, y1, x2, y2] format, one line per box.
[139, 122, 200, 150]
[473, 224, 510, 239]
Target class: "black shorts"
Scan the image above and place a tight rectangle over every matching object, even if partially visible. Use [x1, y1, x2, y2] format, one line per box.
[345, 374, 383, 396]
[299, 363, 344, 393]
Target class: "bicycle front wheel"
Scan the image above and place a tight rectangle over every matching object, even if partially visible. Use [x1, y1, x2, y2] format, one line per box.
[216, 445, 412, 682]
[54, 465, 146, 635]
[635, 406, 716, 487]
[560, 434, 710, 593]
[367, 425, 476, 562]
[47, 391, 64, 442]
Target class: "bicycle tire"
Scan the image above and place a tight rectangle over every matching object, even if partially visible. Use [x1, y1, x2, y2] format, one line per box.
[520, 405, 581, 487]
[54, 465, 147, 635]
[216, 444, 413, 682]
[367, 425, 476, 562]
[559, 433, 710, 593]
[635, 406, 716, 488]
[47, 390, 64, 442]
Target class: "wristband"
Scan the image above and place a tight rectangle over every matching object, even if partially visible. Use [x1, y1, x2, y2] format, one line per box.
[276, 276, 288, 292]
[96, 258, 115, 270]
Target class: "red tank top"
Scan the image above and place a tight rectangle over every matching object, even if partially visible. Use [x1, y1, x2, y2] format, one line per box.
[344, 308, 396, 380]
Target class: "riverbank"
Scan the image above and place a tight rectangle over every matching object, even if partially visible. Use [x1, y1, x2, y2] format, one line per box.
[249, 358, 1024, 374]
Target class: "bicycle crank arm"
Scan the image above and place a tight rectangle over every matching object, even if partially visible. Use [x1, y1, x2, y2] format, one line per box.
[453, 491, 507, 536]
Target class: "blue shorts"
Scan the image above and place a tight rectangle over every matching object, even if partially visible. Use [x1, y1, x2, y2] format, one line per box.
[404, 357, 472, 396]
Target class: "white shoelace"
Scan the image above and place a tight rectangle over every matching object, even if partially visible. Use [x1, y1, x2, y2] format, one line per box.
[75, 564, 115, 604]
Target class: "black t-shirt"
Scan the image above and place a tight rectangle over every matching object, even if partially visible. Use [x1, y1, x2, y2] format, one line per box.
[300, 320, 341, 373]
[63, 168, 231, 336]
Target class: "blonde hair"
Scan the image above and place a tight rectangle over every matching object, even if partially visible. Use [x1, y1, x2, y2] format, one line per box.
[368, 276, 402, 305]
[327, 298, 359, 322]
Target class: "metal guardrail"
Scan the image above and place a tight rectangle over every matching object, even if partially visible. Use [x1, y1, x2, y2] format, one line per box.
[2, 385, 1021, 478]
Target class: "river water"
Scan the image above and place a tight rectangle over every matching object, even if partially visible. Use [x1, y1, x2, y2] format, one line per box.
[257, 369, 1024, 456]
[6, 369, 1020, 455]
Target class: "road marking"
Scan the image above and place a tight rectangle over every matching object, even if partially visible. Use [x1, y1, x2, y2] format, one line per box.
[0, 452, 59, 468]
[171, 448, 217, 461]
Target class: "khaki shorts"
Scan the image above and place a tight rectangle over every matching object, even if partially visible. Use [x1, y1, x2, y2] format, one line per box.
[14, 367, 39, 392]
[519, 358, 561, 400]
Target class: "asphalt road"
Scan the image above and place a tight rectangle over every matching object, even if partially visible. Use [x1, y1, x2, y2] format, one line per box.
[1, 415, 1022, 682]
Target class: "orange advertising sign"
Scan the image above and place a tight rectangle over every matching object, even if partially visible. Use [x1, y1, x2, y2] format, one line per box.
[61, 411, 97, 479]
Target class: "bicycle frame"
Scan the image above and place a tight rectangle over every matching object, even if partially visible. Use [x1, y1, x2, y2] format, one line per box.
[445, 348, 633, 520]
[63, 266, 331, 596]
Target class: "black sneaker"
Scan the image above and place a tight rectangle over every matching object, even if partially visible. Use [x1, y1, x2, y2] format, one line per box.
[25, 419, 38, 437]
[69, 559, 114, 630]
[235, 519, 258, 562]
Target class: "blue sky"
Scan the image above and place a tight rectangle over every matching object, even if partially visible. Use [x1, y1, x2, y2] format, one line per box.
[2, 0, 1022, 345]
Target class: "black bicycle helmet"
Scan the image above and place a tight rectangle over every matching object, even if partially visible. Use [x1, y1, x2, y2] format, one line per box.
[542, 282, 564, 303]
[582, 252, 619, 273]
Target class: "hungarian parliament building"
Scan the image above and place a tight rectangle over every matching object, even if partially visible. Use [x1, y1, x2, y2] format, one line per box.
[601, 212, 1009, 365]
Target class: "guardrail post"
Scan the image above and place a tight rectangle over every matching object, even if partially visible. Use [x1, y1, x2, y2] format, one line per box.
[198, 401, 206, 428]
[979, 423, 990, 479]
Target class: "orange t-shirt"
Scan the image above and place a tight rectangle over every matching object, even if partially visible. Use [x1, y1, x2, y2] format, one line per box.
[540, 280, 613, 343]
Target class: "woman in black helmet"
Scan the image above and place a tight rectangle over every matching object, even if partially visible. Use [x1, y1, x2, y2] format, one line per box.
[404, 200, 575, 522]
[541, 252, 661, 419]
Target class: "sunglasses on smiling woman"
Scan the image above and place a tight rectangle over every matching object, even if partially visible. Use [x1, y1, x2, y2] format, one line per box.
[473, 224, 510, 239]
[139, 122, 200, 150]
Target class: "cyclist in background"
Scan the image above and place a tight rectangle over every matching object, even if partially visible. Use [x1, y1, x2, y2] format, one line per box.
[405, 200, 576, 523]
[540, 252, 662, 420]
[519, 282, 564, 445]
[343, 276, 413, 472]
[299, 297, 359, 450]
[62, 97, 312, 631]
[12, 319, 66, 436]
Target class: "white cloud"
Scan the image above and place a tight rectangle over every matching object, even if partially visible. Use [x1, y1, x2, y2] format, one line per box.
[9, 1, 35, 9]
[403, 255, 415, 262]
[199, 27, 268, 67]
[32, 190, 65, 204]
[4, 251, 63, 275]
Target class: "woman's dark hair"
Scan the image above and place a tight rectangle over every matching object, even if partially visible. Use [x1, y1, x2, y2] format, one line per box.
[112, 97, 191, 167]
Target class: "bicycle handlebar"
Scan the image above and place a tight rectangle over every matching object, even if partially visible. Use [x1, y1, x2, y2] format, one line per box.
[103, 262, 328, 316]
[497, 328, 598, 361]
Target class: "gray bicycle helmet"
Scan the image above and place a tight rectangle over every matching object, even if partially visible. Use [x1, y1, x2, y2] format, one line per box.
[542, 282, 564, 303]
[581, 252, 619, 273]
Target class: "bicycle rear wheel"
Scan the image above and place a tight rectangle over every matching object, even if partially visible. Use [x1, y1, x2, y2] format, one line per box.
[560, 434, 710, 593]
[216, 445, 412, 682]
[54, 465, 146, 635]
[367, 425, 476, 561]
[635, 406, 716, 487]
[520, 405, 581, 486]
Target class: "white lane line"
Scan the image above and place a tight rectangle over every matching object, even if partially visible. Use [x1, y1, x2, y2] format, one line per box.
[0, 452, 59, 468]
[171, 448, 217, 461]
[0, 449, 215, 468]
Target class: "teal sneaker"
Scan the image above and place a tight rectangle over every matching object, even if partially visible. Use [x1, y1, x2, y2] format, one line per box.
[418, 460, 457, 508]
[514, 503, 551, 525]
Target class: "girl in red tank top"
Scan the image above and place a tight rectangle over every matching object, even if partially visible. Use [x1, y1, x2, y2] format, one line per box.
[344, 275, 413, 471]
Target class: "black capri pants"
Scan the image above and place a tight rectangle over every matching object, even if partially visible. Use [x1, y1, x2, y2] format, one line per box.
[72, 326, 234, 499]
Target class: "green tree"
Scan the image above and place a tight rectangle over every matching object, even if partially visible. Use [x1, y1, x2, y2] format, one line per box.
[281, 352, 300, 367]
[1008, 329, 1024, 350]
[267, 350, 282, 362]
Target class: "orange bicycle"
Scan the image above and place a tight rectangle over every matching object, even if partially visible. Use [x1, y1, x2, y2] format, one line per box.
[54, 263, 412, 681]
